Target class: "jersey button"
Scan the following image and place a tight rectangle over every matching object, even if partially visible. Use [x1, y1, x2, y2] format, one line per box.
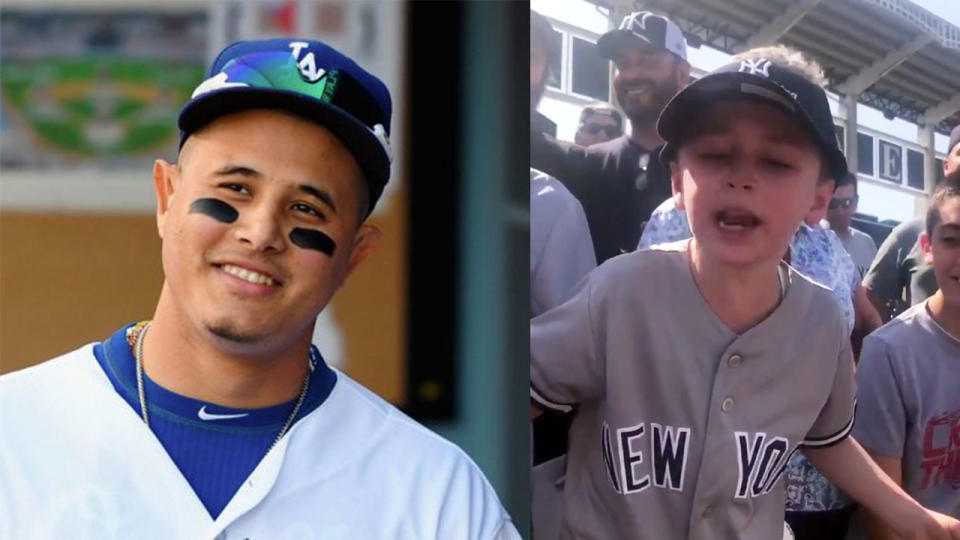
[728, 354, 743, 367]
[721, 398, 734, 412]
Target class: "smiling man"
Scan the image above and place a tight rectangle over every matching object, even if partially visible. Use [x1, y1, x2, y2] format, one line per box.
[555, 12, 690, 263]
[0, 39, 518, 540]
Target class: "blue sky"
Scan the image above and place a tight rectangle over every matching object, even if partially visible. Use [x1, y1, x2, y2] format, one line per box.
[910, 0, 960, 26]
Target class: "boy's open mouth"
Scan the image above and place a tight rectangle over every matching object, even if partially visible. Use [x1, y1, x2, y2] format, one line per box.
[715, 208, 762, 231]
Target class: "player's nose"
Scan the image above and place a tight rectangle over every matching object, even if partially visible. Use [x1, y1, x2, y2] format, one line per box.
[234, 202, 285, 252]
[724, 159, 760, 192]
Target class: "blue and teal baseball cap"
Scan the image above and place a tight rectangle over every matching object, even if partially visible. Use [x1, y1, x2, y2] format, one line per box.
[179, 38, 393, 216]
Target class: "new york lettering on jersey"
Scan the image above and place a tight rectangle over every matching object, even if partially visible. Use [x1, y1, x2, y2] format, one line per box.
[601, 421, 795, 498]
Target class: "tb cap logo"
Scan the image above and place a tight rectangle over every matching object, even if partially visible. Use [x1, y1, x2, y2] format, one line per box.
[288, 41, 326, 83]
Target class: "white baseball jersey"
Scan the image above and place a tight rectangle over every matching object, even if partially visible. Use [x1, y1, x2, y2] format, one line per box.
[531, 241, 856, 540]
[0, 345, 519, 540]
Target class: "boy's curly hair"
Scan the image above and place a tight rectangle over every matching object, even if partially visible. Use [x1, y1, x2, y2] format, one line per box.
[733, 45, 827, 87]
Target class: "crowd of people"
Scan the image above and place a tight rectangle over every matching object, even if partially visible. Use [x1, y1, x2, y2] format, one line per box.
[531, 9, 960, 540]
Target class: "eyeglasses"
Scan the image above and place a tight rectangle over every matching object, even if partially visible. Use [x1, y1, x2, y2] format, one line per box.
[581, 123, 620, 137]
[829, 197, 858, 209]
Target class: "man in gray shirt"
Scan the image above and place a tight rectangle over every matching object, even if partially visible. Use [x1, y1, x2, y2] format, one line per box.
[827, 173, 877, 279]
[865, 125, 960, 321]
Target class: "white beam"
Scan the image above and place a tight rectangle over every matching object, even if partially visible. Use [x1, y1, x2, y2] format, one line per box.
[920, 92, 960, 124]
[920, 123, 936, 196]
[733, 0, 822, 53]
[836, 33, 933, 95]
[845, 93, 859, 175]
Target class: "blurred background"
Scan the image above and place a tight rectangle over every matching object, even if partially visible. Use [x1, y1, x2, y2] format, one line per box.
[0, 0, 529, 533]
[534, 0, 960, 243]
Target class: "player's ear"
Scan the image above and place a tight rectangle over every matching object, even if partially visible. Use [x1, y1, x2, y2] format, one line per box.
[343, 223, 382, 279]
[670, 159, 685, 211]
[920, 231, 934, 265]
[674, 60, 691, 88]
[153, 158, 179, 238]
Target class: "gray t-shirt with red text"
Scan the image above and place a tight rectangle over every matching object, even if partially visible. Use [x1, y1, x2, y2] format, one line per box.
[853, 301, 960, 517]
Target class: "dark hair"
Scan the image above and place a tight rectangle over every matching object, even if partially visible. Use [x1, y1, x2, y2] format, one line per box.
[926, 178, 960, 239]
[836, 172, 857, 196]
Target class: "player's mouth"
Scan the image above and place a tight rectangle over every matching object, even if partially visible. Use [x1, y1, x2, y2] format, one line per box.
[715, 208, 762, 232]
[625, 85, 651, 97]
[214, 263, 282, 287]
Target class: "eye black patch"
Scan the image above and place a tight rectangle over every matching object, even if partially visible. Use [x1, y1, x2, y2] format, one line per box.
[189, 198, 238, 223]
[289, 228, 336, 256]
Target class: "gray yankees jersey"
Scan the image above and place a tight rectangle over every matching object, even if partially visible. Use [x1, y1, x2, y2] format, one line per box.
[531, 168, 596, 317]
[531, 241, 856, 540]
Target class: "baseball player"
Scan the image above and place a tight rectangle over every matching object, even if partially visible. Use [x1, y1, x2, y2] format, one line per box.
[530, 56, 960, 539]
[851, 179, 960, 538]
[0, 39, 519, 540]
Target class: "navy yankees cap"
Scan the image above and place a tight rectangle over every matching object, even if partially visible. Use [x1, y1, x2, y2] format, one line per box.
[597, 11, 687, 62]
[179, 38, 393, 217]
[658, 58, 848, 182]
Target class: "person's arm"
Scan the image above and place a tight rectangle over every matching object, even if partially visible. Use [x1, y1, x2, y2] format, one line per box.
[857, 453, 904, 540]
[852, 284, 884, 358]
[530, 269, 605, 417]
[803, 438, 960, 539]
[864, 223, 911, 322]
[854, 284, 884, 333]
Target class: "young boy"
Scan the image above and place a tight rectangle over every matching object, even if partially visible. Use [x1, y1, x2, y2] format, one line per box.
[851, 180, 960, 538]
[530, 58, 960, 539]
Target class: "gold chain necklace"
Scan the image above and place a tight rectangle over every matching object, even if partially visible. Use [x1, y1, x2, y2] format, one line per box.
[130, 322, 312, 452]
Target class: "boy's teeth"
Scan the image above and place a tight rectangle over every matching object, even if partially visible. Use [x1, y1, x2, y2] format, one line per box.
[221, 264, 276, 286]
[718, 220, 745, 230]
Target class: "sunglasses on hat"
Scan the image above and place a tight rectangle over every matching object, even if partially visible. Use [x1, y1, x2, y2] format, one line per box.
[829, 196, 858, 209]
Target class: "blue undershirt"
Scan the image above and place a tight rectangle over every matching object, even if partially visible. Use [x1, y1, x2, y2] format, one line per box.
[93, 323, 336, 519]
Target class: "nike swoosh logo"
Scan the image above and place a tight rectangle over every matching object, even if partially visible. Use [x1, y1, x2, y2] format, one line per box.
[198, 406, 249, 421]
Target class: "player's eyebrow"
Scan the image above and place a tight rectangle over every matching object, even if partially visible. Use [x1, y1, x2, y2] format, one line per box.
[211, 164, 338, 215]
[213, 164, 261, 178]
[298, 183, 337, 215]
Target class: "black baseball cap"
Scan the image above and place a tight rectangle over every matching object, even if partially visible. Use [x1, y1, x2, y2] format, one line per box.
[597, 11, 687, 62]
[949, 124, 960, 154]
[658, 58, 848, 182]
[178, 39, 393, 217]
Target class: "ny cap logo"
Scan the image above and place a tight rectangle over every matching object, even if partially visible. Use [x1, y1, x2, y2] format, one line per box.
[621, 12, 647, 31]
[288, 41, 326, 83]
[739, 58, 772, 78]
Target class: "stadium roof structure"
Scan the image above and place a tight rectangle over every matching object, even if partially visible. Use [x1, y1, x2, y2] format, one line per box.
[593, 0, 960, 137]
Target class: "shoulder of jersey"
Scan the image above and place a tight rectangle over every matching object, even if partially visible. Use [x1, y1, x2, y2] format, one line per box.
[531, 173, 581, 211]
[0, 344, 93, 398]
[589, 243, 686, 289]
